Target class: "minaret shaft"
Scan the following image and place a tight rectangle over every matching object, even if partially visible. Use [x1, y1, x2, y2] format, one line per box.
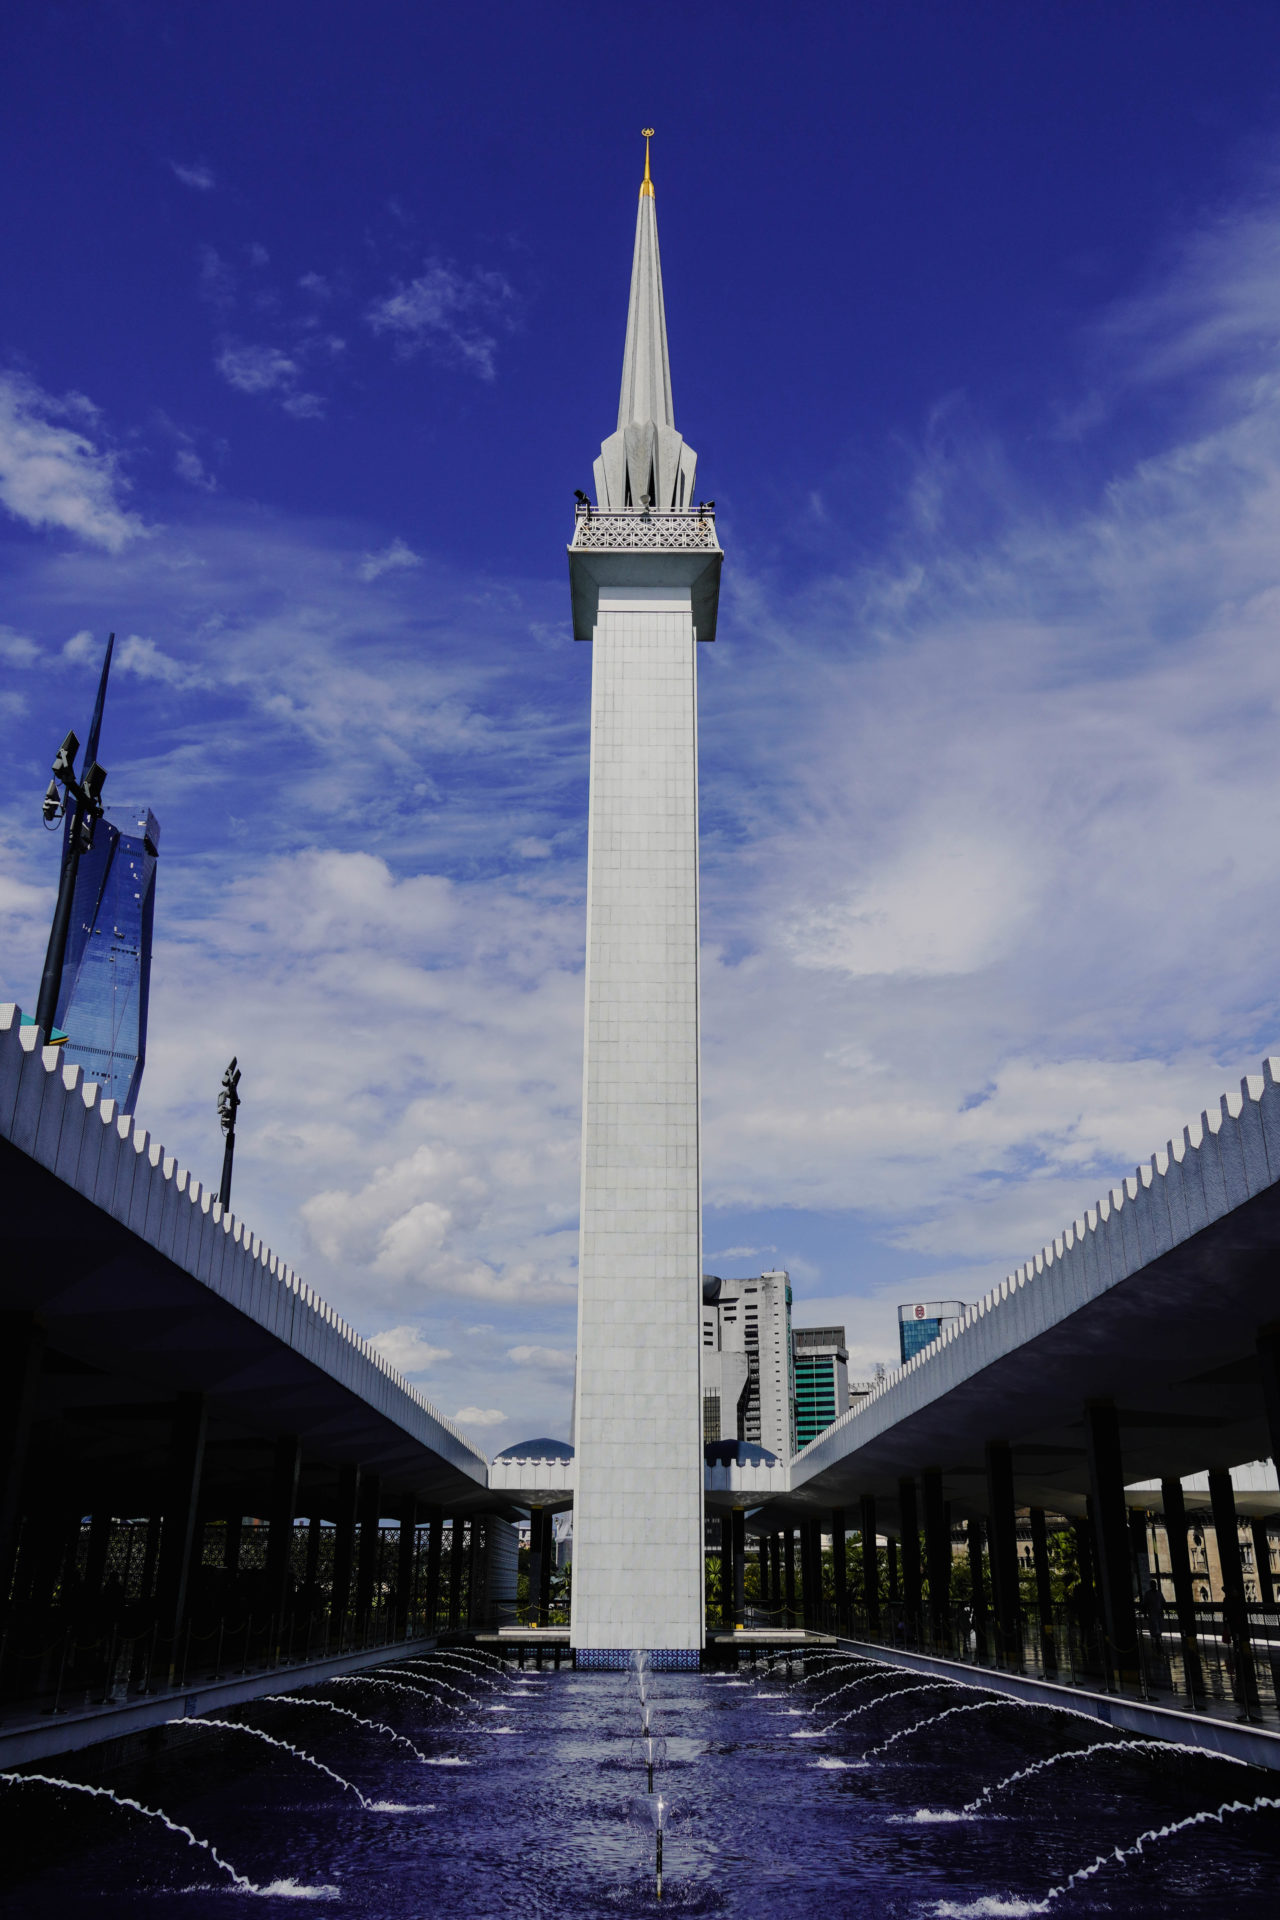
[567, 141, 722, 1654]
[571, 588, 705, 1651]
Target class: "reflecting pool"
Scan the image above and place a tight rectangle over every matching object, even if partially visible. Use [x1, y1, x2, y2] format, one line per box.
[2, 1651, 1279, 1915]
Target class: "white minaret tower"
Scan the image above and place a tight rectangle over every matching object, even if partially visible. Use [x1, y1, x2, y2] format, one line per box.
[568, 133, 723, 1656]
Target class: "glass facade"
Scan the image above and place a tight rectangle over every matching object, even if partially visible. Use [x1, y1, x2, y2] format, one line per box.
[55, 807, 159, 1114]
[793, 1349, 839, 1450]
[898, 1300, 966, 1364]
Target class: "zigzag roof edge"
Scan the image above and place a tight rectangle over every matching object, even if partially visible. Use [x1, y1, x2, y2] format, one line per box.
[0, 1002, 485, 1468]
[795, 1054, 1280, 1463]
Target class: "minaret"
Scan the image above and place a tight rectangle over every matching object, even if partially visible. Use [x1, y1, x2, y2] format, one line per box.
[568, 133, 723, 1656]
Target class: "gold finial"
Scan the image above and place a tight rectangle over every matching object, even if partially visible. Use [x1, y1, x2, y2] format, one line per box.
[640, 128, 655, 197]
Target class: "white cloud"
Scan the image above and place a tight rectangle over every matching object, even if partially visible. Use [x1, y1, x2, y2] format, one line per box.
[507, 1344, 575, 1376]
[368, 1324, 452, 1374]
[367, 260, 517, 379]
[0, 626, 39, 666]
[514, 837, 551, 859]
[787, 830, 1035, 979]
[174, 447, 217, 490]
[0, 372, 145, 550]
[455, 1406, 506, 1428]
[170, 161, 216, 191]
[116, 633, 209, 689]
[214, 342, 324, 419]
[216, 341, 296, 395]
[359, 539, 422, 582]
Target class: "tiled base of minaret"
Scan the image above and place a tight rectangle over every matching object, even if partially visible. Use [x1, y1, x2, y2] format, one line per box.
[570, 585, 705, 1651]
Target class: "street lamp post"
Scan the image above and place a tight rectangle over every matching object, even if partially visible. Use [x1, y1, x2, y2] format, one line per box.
[218, 1057, 241, 1210]
[34, 634, 114, 1042]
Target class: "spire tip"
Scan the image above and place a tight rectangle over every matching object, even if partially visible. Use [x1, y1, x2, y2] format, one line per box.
[640, 128, 654, 198]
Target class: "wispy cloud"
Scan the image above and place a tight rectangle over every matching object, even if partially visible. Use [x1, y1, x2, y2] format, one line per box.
[215, 341, 325, 419]
[369, 1324, 452, 1374]
[455, 1405, 506, 1428]
[0, 372, 145, 551]
[507, 1344, 575, 1377]
[170, 160, 216, 192]
[359, 538, 422, 582]
[174, 446, 217, 490]
[367, 260, 517, 379]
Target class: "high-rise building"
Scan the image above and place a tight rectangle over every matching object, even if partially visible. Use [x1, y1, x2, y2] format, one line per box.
[898, 1300, 965, 1364]
[792, 1326, 850, 1450]
[701, 1271, 794, 1460]
[55, 806, 160, 1115]
[568, 136, 723, 1654]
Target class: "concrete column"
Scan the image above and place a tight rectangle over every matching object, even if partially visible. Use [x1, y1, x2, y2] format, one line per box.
[719, 1515, 733, 1630]
[1250, 1516, 1275, 1609]
[423, 1507, 443, 1632]
[468, 1516, 484, 1627]
[84, 1510, 113, 1600]
[395, 1496, 418, 1636]
[330, 1464, 360, 1642]
[1073, 1512, 1099, 1634]
[264, 1435, 302, 1634]
[537, 1511, 553, 1624]
[448, 1518, 464, 1629]
[1029, 1507, 1055, 1665]
[0, 1312, 44, 1615]
[1208, 1466, 1258, 1715]
[968, 1516, 989, 1642]
[898, 1477, 922, 1637]
[304, 1514, 321, 1595]
[485, 1515, 519, 1629]
[1257, 1324, 1280, 1467]
[354, 1472, 382, 1635]
[830, 1508, 846, 1628]
[1160, 1478, 1197, 1640]
[757, 1530, 770, 1611]
[141, 1511, 162, 1602]
[783, 1526, 796, 1627]
[527, 1510, 544, 1626]
[732, 1508, 746, 1630]
[1083, 1400, 1138, 1682]
[886, 1534, 900, 1605]
[860, 1494, 880, 1634]
[985, 1441, 1021, 1664]
[770, 1532, 781, 1618]
[922, 1468, 951, 1643]
[154, 1391, 208, 1682]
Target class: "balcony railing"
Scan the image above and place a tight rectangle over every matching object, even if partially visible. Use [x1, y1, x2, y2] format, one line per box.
[570, 503, 720, 552]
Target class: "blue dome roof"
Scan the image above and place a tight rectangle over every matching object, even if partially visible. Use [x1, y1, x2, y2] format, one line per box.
[494, 1437, 575, 1461]
[704, 1439, 778, 1468]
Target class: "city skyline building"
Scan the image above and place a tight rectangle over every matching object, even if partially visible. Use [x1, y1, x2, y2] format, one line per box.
[792, 1325, 850, 1451]
[568, 134, 723, 1655]
[701, 1271, 795, 1460]
[898, 1299, 966, 1364]
[55, 804, 159, 1113]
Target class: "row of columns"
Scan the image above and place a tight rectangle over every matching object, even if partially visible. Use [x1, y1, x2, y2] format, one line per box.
[738, 1328, 1280, 1693]
[0, 1317, 492, 1689]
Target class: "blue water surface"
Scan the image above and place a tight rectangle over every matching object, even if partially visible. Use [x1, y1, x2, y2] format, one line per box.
[2, 1651, 1278, 1916]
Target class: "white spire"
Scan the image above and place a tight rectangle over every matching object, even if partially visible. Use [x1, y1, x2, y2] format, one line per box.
[593, 132, 698, 511]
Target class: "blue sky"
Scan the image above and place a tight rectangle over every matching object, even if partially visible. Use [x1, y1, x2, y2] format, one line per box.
[5, 4, 1280, 1444]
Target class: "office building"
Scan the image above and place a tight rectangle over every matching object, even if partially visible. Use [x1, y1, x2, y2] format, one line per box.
[792, 1325, 850, 1450]
[55, 806, 160, 1115]
[701, 1271, 794, 1460]
[898, 1300, 965, 1365]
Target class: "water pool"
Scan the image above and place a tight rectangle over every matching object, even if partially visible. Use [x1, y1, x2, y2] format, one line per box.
[2, 1651, 1278, 1916]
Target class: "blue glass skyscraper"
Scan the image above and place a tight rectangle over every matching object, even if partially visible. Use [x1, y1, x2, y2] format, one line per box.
[55, 806, 159, 1113]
